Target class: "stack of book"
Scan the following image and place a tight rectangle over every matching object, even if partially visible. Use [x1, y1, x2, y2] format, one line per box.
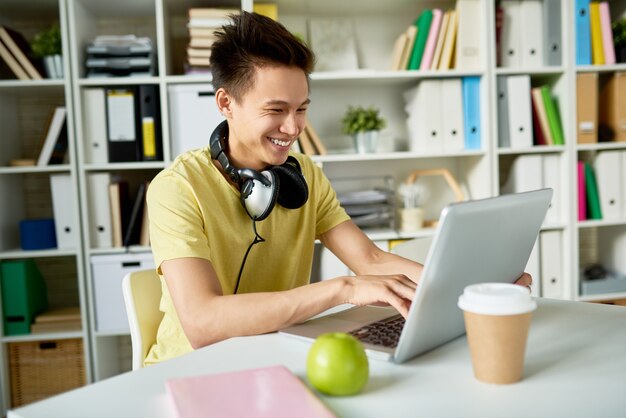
[185, 8, 239, 75]
[31, 307, 82, 334]
[85, 35, 154, 78]
[0, 25, 45, 80]
[294, 120, 327, 156]
[575, 1, 617, 65]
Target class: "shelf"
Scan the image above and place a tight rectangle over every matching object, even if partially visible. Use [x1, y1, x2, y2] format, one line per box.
[577, 219, 626, 229]
[94, 329, 130, 337]
[0, 165, 72, 175]
[165, 74, 213, 84]
[576, 142, 626, 151]
[541, 222, 568, 231]
[1, 330, 84, 343]
[310, 69, 484, 86]
[78, 77, 160, 87]
[0, 248, 78, 259]
[88, 246, 152, 256]
[361, 227, 437, 242]
[578, 291, 626, 302]
[313, 150, 485, 163]
[498, 145, 566, 155]
[495, 67, 565, 76]
[576, 64, 626, 73]
[0, 79, 66, 90]
[82, 162, 167, 171]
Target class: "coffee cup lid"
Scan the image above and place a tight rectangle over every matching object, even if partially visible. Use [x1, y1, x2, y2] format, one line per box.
[457, 283, 537, 315]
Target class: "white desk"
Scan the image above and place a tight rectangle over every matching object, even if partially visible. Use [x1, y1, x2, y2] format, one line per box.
[8, 299, 626, 418]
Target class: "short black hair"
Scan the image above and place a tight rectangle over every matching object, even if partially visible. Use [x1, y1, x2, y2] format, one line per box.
[210, 11, 315, 101]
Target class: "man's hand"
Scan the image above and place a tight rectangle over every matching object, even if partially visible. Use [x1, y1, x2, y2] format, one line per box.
[514, 272, 533, 292]
[342, 274, 417, 319]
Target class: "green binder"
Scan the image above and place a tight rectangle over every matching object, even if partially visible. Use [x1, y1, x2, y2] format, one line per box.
[406, 9, 433, 70]
[1, 259, 48, 336]
[540, 86, 565, 145]
[584, 162, 603, 220]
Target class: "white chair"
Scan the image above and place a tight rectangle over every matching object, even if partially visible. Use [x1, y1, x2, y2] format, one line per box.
[122, 269, 163, 370]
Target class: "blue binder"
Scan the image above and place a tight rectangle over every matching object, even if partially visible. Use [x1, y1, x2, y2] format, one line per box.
[575, 0, 592, 66]
[462, 76, 481, 150]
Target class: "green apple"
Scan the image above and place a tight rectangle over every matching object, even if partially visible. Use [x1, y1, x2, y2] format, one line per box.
[306, 332, 369, 396]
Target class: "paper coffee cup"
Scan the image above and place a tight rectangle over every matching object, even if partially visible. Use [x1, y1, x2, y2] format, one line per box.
[458, 283, 537, 384]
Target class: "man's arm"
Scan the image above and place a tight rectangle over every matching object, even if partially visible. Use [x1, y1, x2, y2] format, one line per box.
[161, 256, 416, 349]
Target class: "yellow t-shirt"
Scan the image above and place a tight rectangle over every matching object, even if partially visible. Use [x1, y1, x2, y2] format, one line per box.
[144, 148, 349, 365]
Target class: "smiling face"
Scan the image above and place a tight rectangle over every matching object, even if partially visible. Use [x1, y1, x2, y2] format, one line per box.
[215, 64, 310, 171]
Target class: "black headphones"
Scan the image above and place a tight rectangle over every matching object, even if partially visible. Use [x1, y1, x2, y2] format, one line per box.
[209, 120, 309, 221]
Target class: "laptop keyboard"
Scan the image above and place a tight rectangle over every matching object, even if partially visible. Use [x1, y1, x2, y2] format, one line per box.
[348, 315, 405, 348]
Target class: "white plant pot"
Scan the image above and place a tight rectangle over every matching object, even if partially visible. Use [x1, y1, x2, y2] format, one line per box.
[352, 130, 379, 154]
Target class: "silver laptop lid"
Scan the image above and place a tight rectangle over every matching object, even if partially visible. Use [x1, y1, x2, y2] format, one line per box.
[393, 189, 552, 363]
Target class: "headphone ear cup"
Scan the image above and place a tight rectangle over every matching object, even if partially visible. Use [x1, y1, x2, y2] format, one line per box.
[272, 158, 309, 209]
[241, 170, 279, 221]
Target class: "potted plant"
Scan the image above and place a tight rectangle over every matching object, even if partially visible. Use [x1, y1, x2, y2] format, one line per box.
[31, 24, 63, 79]
[341, 105, 386, 153]
[613, 18, 626, 63]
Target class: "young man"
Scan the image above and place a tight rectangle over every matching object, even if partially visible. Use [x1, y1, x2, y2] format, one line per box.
[146, 12, 530, 365]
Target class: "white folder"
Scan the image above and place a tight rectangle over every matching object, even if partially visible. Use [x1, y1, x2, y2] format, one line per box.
[406, 80, 443, 153]
[441, 79, 465, 152]
[525, 238, 541, 297]
[49, 174, 78, 249]
[540, 230, 563, 299]
[168, 84, 223, 158]
[542, 154, 561, 224]
[455, 0, 482, 70]
[520, 0, 544, 68]
[82, 88, 108, 164]
[88, 173, 113, 248]
[500, 1, 522, 68]
[506, 75, 533, 148]
[594, 151, 622, 220]
[501, 154, 543, 195]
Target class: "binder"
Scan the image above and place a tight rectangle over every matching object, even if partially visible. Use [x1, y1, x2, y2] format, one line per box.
[542, 154, 561, 224]
[461, 76, 481, 150]
[531, 87, 553, 145]
[137, 85, 162, 161]
[108, 181, 131, 248]
[105, 87, 140, 162]
[506, 75, 533, 148]
[419, 9, 442, 70]
[530, 91, 548, 146]
[390, 31, 408, 71]
[589, 2, 604, 65]
[540, 86, 564, 145]
[168, 84, 223, 157]
[406, 80, 442, 153]
[82, 88, 109, 163]
[496, 76, 510, 148]
[540, 230, 563, 299]
[123, 182, 148, 247]
[500, 1, 521, 68]
[520, 0, 544, 68]
[576, 73, 598, 143]
[454, 0, 482, 70]
[543, 0, 562, 66]
[1, 260, 48, 336]
[407, 9, 433, 70]
[575, 0, 592, 65]
[441, 78, 465, 152]
[49, 174, 78, 249]
[593, 151, 622, 220]
[139, 181, 151, 247]
[438, 9, 457, 70]
[87, 173, 113, 248]
[399, 26, 418, 70]
[577, 161, 587, 220]
[501, 154, 542, 195]
[584, 162, 603, 219]
[599, 2, 615, 65]
[599, 72, 626, 142]
[0, 26, 44, 79]
[37, 107, 68, 166]
[430, 10, 449, 70]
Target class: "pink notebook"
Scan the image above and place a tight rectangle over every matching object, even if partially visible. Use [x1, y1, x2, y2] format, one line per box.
[420, 9, 443, 70]
[166, 365, 336, 418]
[599, 2, 616, 64]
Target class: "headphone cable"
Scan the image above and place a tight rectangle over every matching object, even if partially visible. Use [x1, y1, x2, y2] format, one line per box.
[233, 219, 265, 294]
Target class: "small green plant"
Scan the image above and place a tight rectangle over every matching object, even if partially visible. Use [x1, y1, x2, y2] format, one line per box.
[341, 106, 386, 135]
[30, 24, 62, 57]
[613, 18, 626, 49]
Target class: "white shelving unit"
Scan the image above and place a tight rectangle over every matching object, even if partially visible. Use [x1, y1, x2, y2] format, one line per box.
[1, 0, 626, 413]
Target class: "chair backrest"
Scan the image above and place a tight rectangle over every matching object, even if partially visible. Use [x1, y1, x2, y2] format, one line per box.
[122, 269, 163, 370]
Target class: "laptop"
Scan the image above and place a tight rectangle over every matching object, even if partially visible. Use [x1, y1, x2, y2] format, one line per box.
[280, 189, 553, 363]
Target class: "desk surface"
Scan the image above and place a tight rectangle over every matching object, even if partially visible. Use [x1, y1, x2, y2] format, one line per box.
[8, 299, 626, 418]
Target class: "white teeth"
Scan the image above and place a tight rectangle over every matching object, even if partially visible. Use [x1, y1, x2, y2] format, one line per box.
[270, 138, 290, 147]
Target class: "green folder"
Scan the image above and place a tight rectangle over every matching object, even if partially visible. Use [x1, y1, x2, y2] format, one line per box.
[584, 162, 603, 220]
[540, 86, 565, 145]
[406, 9, 433, 70]
[1, 259, 48, 335]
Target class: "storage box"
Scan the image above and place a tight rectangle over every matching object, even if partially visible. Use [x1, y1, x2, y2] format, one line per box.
[91, 253, 155, 332]
[168, 84, 223, 158]
[9, 338, 86, 407]
[19, 219, 57, 250]
[1, 259, 48, 335]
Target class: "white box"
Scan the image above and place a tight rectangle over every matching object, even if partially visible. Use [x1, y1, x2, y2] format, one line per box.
[168, 84, 223, 158]
[91, 253, 155, 333]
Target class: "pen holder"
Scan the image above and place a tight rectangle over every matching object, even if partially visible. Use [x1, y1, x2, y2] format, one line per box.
[398, 207, 425, 232]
